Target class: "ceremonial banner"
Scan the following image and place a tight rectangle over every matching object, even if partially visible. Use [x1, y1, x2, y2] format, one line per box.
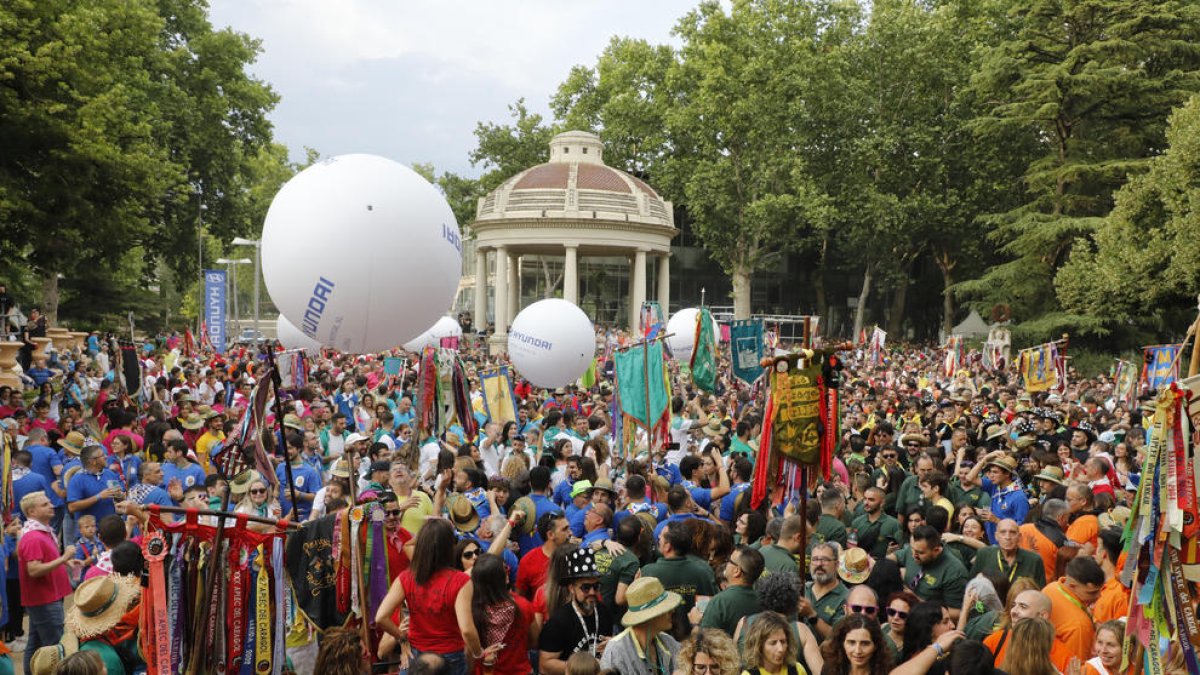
[869, 327, 887, 366]
[383, 357, 404, 376]
[204, 269, 227, 354]
[1018, 342, 1060, 393]
[730, 319, 764, 385]
[1114, 359, 1138, 410]
[120, 343, 142, 399]
[615, 341, 670, 430]
[640, 301, 664, 338]
[1143, 344, 1183, 391]
[943, 336, 964, 377]
[480, 366, 519, 425]
[769, 358, 822, 465]
[211, 367, 278, 485]
[690, 307, 718, 393]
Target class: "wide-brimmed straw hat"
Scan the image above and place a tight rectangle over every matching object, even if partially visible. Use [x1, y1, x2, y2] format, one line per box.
[1033, 466, 1065, 486]
[839, 547, 874, 584]
[180, 413, 204, 430]
[985, 424, 1008, 442]
[30, 642, 76, 675]
[621, 577, 682, 627]
[511, 496, 537, 536]
[65, 575, 142, 640]
[984, 455, 1018, 474]
[60, 431, 87, 455]
[229, 470, 263, 497]
[447, 493, 480, 533]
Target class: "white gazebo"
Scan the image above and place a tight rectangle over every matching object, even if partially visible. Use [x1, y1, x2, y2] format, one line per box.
[470, 131, 677, 352]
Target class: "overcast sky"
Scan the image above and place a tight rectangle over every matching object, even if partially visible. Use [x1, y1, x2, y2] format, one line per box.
[207, 1, 699, 177]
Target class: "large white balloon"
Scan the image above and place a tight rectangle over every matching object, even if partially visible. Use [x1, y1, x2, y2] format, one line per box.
[402, 316, 463, 352]
[665, 308, 719, 362]
[508, 299, 595, 388]
[262, 154, 462, 353]
[276, 315, 322, 355]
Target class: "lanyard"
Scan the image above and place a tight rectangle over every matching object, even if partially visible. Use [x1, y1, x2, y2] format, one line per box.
[997, 550, 1018, 583]
[1056, 584, 1093, 622]
[572, 601, 600, 657]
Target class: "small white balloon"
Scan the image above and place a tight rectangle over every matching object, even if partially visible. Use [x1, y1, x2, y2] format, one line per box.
[276, 315, 322, 355]
[262, 154, 463, 353]
[665, 308, 719, 362]
[402, 316, 463, 352]
[508, 299, 595, 388]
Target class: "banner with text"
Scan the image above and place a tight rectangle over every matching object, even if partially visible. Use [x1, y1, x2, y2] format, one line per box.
[204, 269, 227, 354]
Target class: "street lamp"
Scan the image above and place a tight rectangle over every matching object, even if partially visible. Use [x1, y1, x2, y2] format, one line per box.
[231, 237, 261, 338]
[215, 258, 252, 337]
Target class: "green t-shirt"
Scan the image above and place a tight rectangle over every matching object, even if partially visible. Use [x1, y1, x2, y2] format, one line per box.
[805, 581, 848, 628]
[894, 474, 927, 517]
[80, 641, 127, 675]
[641, 555, 717, 612]
[944, 540, 978, 570]
[969, 545, 1047, 587]
[850, 512, 902, 559]
[964, 609, 1000, 641]
[902, 550, 968, 608]
[949, 479, 990, 509]
[700, 584, 761, 636]
[596, 548, 640, 623]
[759, 543, 800, 578]
[811, 514, 848, 550]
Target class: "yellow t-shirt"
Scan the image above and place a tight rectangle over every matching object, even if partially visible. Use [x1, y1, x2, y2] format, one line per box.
[741, 663, 809, 675]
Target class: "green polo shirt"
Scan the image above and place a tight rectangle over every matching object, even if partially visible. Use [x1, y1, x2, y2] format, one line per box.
[640, 555, 717, 613]
[945, 540, 978, 570]
[964, 609, 1001, 641]
[596, 547, 640, 624]
[969, 545, 1046, 587]
[850, 511, 902, 559]
[811, 513, 848, 550]
[758, 543, 799, 578]
[806, 581, 848, 628]
[902, 550, 968, 607]
[699, 584, 760, 636]
[949, 479, 990, 509]
[894, 474, 926, 516]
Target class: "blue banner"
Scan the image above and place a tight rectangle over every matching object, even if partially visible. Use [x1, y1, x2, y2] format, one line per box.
[204, 269, 227, 353]
[1143, 344, 1182, 391]
[730, 319, 764, 385]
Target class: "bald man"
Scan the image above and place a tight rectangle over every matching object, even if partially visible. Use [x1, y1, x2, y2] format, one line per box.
[968, 519, 1046, 586]
[983, 590, 1074, 671]
[843, 584, 881, 620]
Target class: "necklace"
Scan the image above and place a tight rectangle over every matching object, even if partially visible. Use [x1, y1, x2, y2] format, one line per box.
[572, 600, 600, 656]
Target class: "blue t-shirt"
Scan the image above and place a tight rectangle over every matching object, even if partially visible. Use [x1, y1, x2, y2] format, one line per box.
[566, 502, 591, 537]
[552, 478, 575, 508]
[655, 462, 684, 487]
[720, 482, 752, 522]
[516, 493, 563, 557]
[161, 461, 207, 491]
[582, 528, 610, 548]
[276, 462, 322, 521]
[683, 479, 715, 510]
[25, 444, 63, 501]
[138, 484, 176, 509]
[107, 454, 142, 487]
[13, 472, 53, 517]
[67, 468, 123, 520]
[981, 477, 1030, 542]
[654, 512, 704, 540]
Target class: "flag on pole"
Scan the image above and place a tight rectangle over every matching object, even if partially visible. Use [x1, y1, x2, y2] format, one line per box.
[869, 327, 887, 366]
[1018, 342, 1060, 393]
[480, 366, 519, 425]
[730, 319, 764, 385]
[690, 307, 718, 393]
[1142, 344, 1183, 391]
[579, 357, 598, 390]
[1114, 359, 1138, 409]
[614, 341, 671, 432]
[211, 366, 278, 485]
[943, 336, 964, 377]
[640, 301, 664, 338]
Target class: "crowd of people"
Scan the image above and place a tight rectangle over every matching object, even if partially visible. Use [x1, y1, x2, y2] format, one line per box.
[0, 311, 1179, 675]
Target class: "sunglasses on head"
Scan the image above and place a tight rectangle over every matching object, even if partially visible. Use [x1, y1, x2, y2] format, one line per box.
[887, 607, 909, 619]
[849, 604, 877, 615]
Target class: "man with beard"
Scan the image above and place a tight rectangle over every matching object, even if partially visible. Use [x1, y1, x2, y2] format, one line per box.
[850, 487, 901, 560]
[903, 525, 968, 619]
[797, 542, 847, 638]
[539, 548, 613, 675]
[894, 453, 934, 518]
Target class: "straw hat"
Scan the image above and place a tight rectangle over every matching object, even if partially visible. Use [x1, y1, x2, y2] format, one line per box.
[621, 577, 682, 627]
[985, 424, 1008, 442]
[592, 477, 617, 496]
[838, 547, 874, 584]
[900, 433, 926, 447]
[283, 413, 304, 431]
[60, 431, 86, 456]
[701, 418, 725, 437]
[65, 575, 141, 640]
[229, 470, 263, 497]
[30, 643, 76, 675]
[447, 493, 480, 533]
[329, 458, 352, 479]
[180, 413, 204, 430]
[197, 405, 218, 419]
[1033, 466, 1065, 486]
[984, 455, 1018, 474]
[511, 496, 537, 536]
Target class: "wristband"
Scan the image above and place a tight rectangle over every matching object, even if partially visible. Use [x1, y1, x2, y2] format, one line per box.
[933, 643, 945, 658]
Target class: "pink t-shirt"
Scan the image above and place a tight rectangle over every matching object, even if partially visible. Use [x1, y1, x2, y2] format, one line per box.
[18, 530, 73, 606]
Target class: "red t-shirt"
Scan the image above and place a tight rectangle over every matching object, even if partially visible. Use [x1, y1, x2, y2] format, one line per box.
[386, 529, 413, 581]
[18, 530, 73, 606]
[516, 547, 551, 600]
[474, 594, 535, 675]
[400, 567, 470, 653]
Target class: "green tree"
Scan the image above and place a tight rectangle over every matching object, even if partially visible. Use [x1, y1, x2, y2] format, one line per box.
[1056, 96, 1200, 339]
[958, 0, 1200, 332]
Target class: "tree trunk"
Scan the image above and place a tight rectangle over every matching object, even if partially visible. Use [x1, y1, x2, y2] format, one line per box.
[538, 257, 563, 298]
[937, 259, 955, 338]
[852, 265, 873, 341]
[732, 266, 752, 320]
[887, 278, 908, 338]
[40, 270, 59, 326]
[814, 236, 828, 324]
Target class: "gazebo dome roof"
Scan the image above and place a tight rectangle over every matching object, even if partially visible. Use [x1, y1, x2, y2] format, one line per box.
[474, 131, 674, 231]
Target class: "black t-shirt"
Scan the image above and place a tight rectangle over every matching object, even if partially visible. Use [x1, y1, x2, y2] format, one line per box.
[539, 601, 615, 661]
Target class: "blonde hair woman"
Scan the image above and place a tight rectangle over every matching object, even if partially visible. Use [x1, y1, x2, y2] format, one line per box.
[1001, 617, 1056, 675]
[741, 611, 807, 675]
[678, 628, 739, 675]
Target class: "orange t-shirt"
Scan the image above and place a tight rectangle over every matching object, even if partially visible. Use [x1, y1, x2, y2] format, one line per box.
[1091, 576, 1130, 624]
[984, 627, 1075, 672]
[1019, 523, 1060, 582]
[1067, 514, 1099, 551]
[1045, 580, 1095, 662]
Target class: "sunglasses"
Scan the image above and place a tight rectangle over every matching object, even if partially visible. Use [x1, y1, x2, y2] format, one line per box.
[882, 454, 897, 459]
[250, 488, 267, 495]
[850, 604, 877, 615]
[886, 607, 909, 619]
[386, 509, 403, 518]
[461, 549, 479, 559]
[578, 582, 601, 592]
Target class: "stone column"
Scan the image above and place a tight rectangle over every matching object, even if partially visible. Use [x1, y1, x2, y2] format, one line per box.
[473, 247, 487, 333]
[494, 246, 508, 335]
[629, 249, 647, 329]
[564, 245, 579, 305]
[657, 253, 670, 313]
[508, 253, 519, 322]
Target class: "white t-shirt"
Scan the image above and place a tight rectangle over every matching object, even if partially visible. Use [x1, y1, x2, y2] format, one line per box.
[418, 439, 441, 485]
